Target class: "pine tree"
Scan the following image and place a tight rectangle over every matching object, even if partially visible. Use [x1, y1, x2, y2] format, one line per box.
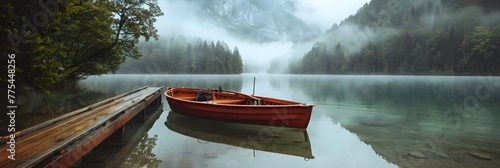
[232, 47, 244, 74]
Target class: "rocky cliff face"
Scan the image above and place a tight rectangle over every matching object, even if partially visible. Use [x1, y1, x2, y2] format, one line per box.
[184, 0, 320, 42]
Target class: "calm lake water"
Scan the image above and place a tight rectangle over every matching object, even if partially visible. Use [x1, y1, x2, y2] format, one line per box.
[75, 74, 500, 168]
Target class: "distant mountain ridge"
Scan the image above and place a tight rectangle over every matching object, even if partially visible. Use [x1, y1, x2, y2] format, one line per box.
[183, 0, 320, 42]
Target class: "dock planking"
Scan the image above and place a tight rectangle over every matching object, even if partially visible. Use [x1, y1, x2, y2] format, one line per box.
[0, 86, 163, 168]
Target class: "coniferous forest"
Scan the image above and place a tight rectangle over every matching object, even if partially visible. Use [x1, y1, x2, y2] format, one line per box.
[290, 0, 500, 75]
[118, 37, 244, 74]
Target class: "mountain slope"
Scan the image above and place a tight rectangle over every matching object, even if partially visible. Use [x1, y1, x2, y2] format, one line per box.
[184, 0, 320, 42]
[291, 0, 500, 75]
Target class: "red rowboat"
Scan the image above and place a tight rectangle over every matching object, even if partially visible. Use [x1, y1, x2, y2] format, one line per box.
[164, 87, 315, 129]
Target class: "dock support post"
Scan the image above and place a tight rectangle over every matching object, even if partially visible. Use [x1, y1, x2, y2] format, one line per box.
[121, 126, 126, 143]
[143, 108, 147, 123]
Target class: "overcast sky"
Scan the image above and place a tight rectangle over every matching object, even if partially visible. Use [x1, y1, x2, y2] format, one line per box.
[294, 0, 371, 30]
[155, 0, 372, 72]
[157, 0, 372, 35]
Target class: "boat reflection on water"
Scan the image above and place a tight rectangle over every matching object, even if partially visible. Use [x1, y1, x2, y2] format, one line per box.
[164, 111, 314, 160]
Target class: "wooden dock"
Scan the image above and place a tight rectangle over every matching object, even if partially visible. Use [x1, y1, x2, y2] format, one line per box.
[0, 86, 163, 168]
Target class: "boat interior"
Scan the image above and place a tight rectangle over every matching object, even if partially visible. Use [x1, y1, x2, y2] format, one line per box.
[166, 87, 299, 105]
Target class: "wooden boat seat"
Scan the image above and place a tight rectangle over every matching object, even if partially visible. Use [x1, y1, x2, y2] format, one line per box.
[176, 96, 197, 101]
[176, 95, 244, 104]
[209, 99, 245, 104]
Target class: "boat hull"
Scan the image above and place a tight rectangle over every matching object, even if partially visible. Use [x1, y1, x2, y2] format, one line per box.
[165, 89, 313, 128]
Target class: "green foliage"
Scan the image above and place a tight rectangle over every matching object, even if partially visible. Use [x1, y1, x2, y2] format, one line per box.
[122, 134, 161, 168]
[232, 47, 244, 74]
[118, 36, 244, 74]
[1, 0, 163, 93]
[291, 0, 500, 75]
[457, 26, 499, 74]
[330, 43, 348, 74]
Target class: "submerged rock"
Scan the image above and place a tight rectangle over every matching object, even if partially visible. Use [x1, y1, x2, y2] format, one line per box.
[469, 152, 493, 160]
[431, 150, 451, 159]
[408, 151, 426, 158]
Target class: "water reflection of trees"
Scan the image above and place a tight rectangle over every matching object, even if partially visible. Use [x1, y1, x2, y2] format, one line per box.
[0, 88, 112, 136]
[78, 75, 243, 95]
[289, 76, 500, 115]
[121, 134, 161, 168]
[165, 75, 243, 92]
[289, 76, 500, 167]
